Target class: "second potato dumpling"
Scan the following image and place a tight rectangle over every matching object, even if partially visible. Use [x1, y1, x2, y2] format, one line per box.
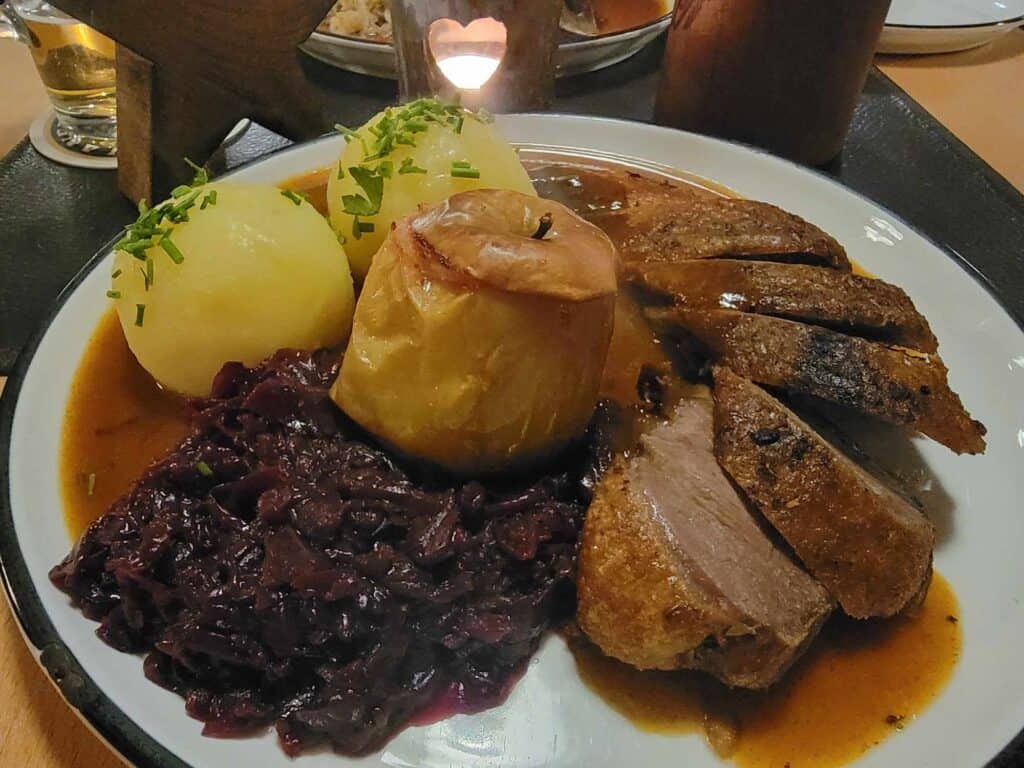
[333, 189, 619, 475]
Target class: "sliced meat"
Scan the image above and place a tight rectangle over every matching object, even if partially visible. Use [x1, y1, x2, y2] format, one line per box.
[627, 259, 938, 353]
[711, 367, 935, 619]
[646, 307, 985, 454]
[605, 186, 850, 270]
[577, 393, 832, 689]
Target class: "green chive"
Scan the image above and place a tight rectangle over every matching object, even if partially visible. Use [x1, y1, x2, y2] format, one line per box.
[185, 157, 209, 186]
[171, 185, 191, 198]
[160, 237, 184, 264]
[106, 290, 121, 299]
[137, 199, 150, 215]
[451, 168, 482, 179]
[143, 257, 154, 290]
[196, 461, 214, 477]
[111, 269, 122, 279]
[357, 221, 375, 233]
[455, 116, 465, 134]
[281, 189, 306, 206]
[337, 164, 345, 180]
[398, 158, 427, 175]
[135, 304, 146, 327]
[452, 160, 472, 169]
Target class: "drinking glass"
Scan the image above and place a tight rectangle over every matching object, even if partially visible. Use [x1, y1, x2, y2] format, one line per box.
[655, 0, 892, 166]
[0, 0, 117, 155]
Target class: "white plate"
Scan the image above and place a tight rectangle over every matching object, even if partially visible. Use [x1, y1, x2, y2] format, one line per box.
[879, 0, 1024, 54]
[3, 114, 1024, 768]
[301, 8, 673, 79]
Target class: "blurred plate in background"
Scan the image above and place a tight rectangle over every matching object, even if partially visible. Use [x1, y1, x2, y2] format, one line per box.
[879, 0, 1024, 54]
[301, 4, 673, 79]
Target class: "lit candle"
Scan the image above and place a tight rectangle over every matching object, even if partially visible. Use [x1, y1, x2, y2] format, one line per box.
[390, 0, 562, 113]
[428, 17, 507, 94]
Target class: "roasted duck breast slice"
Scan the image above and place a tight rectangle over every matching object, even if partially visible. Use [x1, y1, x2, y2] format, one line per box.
[712, 367, 936, 619]
[646, 307, 985, 454]
[577, 393, 833, 689]
[627, 259, 938, 353]
[607, 188, 850, 270]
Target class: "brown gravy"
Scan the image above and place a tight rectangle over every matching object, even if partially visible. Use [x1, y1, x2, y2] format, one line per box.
[60, 308, 189, 539]
[573, 572, 961, 767]
[61, 159, 958, 767]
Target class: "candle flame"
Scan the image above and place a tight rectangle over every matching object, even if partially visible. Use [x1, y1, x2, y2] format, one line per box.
[435, 54, 502, 90]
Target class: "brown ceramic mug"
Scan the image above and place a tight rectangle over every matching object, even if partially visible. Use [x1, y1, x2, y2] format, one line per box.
[655, 0, 892, 166]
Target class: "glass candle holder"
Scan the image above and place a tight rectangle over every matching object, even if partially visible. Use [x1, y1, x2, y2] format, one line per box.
[391, 0, 562, 112]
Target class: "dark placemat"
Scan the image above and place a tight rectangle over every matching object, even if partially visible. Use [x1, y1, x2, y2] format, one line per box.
[1, 39, 1024, 768]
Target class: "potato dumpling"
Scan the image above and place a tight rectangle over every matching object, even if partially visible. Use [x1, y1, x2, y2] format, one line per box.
[333, 189, 619, 475]
[111, 182, 355, 396]
[327, 99, 535, 279]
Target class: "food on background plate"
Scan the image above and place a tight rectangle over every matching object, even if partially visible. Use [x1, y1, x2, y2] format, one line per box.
[319, 0, 391, 39]
[110, 177, 355, 396]
[334, 188, 618, 474]
[327, 100, 535, 278]
[577, 393, 833, 688]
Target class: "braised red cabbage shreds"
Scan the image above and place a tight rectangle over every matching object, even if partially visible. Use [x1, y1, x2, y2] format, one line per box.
[49, 349, 584, 756]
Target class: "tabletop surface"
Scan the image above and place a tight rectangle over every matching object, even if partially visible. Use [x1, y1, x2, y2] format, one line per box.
[2, 29, 1024, 768]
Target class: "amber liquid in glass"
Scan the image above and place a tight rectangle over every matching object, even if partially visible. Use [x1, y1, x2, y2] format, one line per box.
[655, 0, 892, 165]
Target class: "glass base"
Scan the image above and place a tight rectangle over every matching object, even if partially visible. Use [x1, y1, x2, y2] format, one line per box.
[52, 114, 117, 157]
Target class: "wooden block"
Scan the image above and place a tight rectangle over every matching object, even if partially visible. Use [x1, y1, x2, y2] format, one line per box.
[49, 0, 337, 202]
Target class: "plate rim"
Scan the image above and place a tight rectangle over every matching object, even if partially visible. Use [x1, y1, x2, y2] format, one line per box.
[3, 115, 1024, 768]
[884, 13, 1024, 30]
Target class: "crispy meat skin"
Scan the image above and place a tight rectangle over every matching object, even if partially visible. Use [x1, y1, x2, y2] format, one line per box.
[577, 394, 832, 689]
[627, 259, 938, 353]
[712, 367, 935, 618]
[608, 184, 850, 270]
[647, 307, 985, 454]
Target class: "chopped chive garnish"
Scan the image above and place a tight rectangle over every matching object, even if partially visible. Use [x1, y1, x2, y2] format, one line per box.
[143, 257, 154, 290]
[137, 199, 150, 215]
[196, 461, 214, 477]
[281, 189, 306, 206]
[111, 269, 122, 279]
[171, 185, 192, 198]
[398, 158, 427, 175]
[135, 304, 146, 327]
[337, 163, 345, 180]
[160, 237, 184, 264]
[452, 160, 472, 169]
[106, 290, 121, 299]
[185, 157, 209, 186]
[333, 99, 493, 234]
[358, 221, 375, 233]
